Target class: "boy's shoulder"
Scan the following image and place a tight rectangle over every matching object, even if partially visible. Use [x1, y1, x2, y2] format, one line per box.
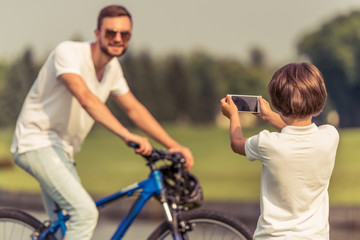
[253, 124, 338, 142]
[318, 124, 340, 141]
[245, 124, 339, 161]
[318, 124, 338, 133]
[246, 129, 280, 148]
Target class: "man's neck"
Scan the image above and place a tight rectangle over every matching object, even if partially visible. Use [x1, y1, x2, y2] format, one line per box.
[90, 42, 112, 81]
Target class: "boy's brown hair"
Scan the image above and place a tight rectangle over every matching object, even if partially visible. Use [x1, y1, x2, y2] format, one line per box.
[268, 62, 327, 118]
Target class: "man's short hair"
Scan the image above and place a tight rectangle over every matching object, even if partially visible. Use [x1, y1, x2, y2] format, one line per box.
[97, 5, 132, 30]
[268, 62, 327, 118]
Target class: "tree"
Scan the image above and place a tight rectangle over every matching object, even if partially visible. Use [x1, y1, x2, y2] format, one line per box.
[0, 48, 39, 127]
[188, 53, 218, 122]
[249, 46, 266, 68]
[213, 59, 269, 99]
[161, 54, 191, 123]
[99, 50, 272, 125]
[298, 11, 360, 128]
[132, 51, 163, 119]
[0, 63, 9, 90]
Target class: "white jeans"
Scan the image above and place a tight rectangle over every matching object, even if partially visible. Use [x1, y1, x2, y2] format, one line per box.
[13, 147, 98, 240]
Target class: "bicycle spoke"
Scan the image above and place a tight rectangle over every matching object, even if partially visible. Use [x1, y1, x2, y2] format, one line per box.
[0, 220, 32, 239]
[148, 210, 252, 240]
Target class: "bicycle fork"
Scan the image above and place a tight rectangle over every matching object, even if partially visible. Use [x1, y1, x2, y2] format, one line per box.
[155, 173, 184, 240]
[159, 198, 183, 240]
[159, 189, 193, 240]
[163, 202, 192, 240]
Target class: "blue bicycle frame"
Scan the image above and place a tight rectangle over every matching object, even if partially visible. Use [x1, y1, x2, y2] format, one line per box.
[36, 169, 173, 240]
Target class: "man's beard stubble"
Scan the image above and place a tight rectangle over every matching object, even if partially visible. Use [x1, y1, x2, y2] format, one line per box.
[99, 38, 128, 57]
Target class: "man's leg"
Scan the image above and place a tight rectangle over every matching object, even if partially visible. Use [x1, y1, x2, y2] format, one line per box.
[14, 147, 98, 240]
[41, 191, 64, 240]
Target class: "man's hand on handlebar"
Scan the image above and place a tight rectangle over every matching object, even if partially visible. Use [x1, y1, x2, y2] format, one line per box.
[128, 141, 194, 170]
[168, 145, 194, 170]
[125, 135, 152, 156]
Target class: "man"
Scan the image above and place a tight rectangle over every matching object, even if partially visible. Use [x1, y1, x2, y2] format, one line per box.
[11, 5, 193, 240]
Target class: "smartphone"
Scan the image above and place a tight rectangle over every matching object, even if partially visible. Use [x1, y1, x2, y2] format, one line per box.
[229, 94, 260, 113]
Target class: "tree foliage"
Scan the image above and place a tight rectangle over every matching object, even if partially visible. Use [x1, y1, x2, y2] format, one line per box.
[0, 48, 270, 128]
[117, 51, 270, 126]
[298, 11, 360, 128]
[0, 49, 40, 126]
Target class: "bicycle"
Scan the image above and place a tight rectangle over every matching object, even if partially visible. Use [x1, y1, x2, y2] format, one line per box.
[0, 143, 252, 240]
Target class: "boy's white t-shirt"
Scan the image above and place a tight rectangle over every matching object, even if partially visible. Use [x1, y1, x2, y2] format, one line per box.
[245, 123, 339, 240]
[11, 41, 130, 158]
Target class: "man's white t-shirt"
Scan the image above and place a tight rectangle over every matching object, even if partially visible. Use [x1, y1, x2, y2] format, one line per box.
[245, 124, 339, 240]
[11, 41, 130, 158]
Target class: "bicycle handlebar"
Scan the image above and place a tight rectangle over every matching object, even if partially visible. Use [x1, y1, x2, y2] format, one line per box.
[128, 142, 185, 165]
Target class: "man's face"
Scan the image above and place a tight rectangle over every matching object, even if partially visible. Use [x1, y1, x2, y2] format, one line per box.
[97, 16, 132, 57]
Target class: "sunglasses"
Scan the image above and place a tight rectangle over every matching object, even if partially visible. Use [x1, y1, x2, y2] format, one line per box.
[104, 29, 131, 42]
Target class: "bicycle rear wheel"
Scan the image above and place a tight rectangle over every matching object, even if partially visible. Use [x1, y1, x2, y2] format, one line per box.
[0, 208, 55, 240]
[148, 209, 253, 240]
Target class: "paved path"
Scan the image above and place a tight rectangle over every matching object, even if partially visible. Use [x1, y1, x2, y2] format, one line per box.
[2, 190, 360, 239]
[30, 210, 160, 239]
[28, 206, 360, 239]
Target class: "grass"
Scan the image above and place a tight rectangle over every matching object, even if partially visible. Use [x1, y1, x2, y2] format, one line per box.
[0, 125, 359, 205]
[328, 128, 360, 204]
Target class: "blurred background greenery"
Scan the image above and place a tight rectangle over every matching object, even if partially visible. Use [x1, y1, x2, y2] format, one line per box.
[1, 6, 360, 206]
[0, 125, 359, 205]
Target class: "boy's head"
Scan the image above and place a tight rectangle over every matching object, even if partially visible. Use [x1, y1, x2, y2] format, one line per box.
[268, 62, 327, 118]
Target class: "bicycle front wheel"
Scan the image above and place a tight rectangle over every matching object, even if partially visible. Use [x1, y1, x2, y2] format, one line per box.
[0, 208, 55, 240]
[148, 209, 253, 240]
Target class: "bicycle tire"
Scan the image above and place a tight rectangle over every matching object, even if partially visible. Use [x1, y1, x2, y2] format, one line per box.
[148, 209, 253, 240]
[0, 208, 56, 240]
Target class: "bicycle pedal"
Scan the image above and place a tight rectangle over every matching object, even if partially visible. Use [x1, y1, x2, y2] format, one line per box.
[31, 231, 40, 239]
[43, 220, 52, 227]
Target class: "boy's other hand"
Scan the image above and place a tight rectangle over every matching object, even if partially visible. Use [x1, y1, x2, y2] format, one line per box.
[255, 96, 287, 130]
[220, 95, 238, 119]
[255, 97, 274, 121]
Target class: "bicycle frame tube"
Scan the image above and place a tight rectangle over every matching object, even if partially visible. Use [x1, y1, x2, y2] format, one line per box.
[97, 170, 165, 240]
[36, 170, 165, 240]
[37, 211, 69, 240]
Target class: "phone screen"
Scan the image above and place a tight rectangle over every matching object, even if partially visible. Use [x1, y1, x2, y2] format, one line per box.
[230, 95, 259, 113]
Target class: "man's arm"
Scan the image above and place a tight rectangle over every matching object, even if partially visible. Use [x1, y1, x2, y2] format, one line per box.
[59, 73, 152, 155]
[112, 92, 194, 169]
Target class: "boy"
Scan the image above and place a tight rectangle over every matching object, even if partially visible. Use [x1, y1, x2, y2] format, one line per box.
[220, 63, 339, 239]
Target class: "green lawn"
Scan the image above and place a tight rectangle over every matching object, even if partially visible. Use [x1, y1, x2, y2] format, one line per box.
[0, 125, 359, 205]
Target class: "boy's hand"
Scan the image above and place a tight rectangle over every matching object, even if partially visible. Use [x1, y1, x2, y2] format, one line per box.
[220, 95, 238, 119]
[254, 96, 273, 121]
[255, 96, 287, 130]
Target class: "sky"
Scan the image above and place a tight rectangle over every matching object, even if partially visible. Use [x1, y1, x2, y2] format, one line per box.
[1, 0, 360, 64]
